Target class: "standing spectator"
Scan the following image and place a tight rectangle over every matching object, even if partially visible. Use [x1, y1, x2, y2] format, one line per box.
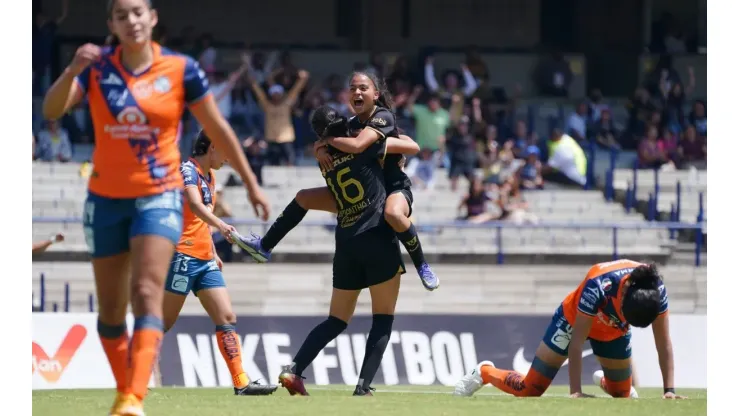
[464, 47, 490, 85]
[638, 126, 671, 169]
[249, 69, 310, 166]
[688, 100, 707, 138]
[35, 120, 72, 162]
[542, 129, 587, 187]
[587, 89, 610, 123]
[209, 54, 251, 122]
[518, 146, 544, 190]
[446, 116, 477, 191]
[247, 51, 279, 86]
[677, 125, 706, 169]
[644, 55, 683, 98]
[197, 33, 218, 70]
[33, 1, 69, 97]
[590, 110, 621, 149]
[533, 51, 573, 97]
[406, 86, 451, 156]
[242, 136, 268, 186]
[566, 102, 589, 144]
[423, 57, 478, 104]
[624, 87, 660, 149]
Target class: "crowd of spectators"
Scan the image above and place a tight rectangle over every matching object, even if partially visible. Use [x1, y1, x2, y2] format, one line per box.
[31, 19, 707, 224]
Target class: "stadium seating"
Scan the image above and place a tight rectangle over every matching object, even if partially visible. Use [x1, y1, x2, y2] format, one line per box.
[31, 262, 707, 316]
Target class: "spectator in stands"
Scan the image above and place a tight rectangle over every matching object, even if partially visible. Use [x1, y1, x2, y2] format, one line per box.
[458, 176, 496, 224]
[406, 86, 451, 157]
[407, 149, 437, 191]
[497, 181, 539, 225]
[587, 89, 609, 123]
[197, 33, 218, 70]
[644, 55, 682, 98]
[446, 115, 477, 191]
[624, 87, 660, 149]
[590, 109, 621, 149]
[659, 126, 680, 165]
[483, 141, 523, 191]
[209, 54, 251, 122]
[269, 51, 299, 88]
[464, 47, 490, 85]
[638, 125, 671, 169]
[32, 1, 69, 97]
[35, 120, 72, 162]
[326, 88, 352, 119]
[423, 56, 478, 105]
[479, 132, 501, 189]
[677, 125, 706, 169]
[533, 51, 572, 97]
[566, 102, 589, 144]
[688, 100, 707, 138]
[387, 55, 414, 87]
[509, 120, 537, 159]
[518, 146, 544, 190]
[242, 136, 267, 186]
[249, 68, 310, 166]
[247, 51, 279, 86]
[542, 129, 587, 187]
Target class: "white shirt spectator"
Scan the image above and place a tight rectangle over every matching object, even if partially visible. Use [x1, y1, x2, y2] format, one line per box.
[566, 112, 587, 140]
[547, 134, 587, 186]
[36, 123, 72, 162]
[210, 81, 233, 119]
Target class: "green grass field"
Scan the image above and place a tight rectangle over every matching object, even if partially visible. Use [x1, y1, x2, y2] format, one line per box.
[33, 384, 707, 416]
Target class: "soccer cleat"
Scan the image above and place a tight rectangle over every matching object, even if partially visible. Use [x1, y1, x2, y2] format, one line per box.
[417, 263, 440, 291]
[232, 231, 271, 263]
[108, 393, 127, 416]
[453, 360, 494, 396]
[110, 394, 145, 416]
[592, 370, 639, 398]
[278, 365, 309, 396]
[353, 386, 375, 396]
[234, 380, 279, 396]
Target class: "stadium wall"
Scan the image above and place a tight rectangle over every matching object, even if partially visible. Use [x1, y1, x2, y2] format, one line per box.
[32, 313, 706, 390]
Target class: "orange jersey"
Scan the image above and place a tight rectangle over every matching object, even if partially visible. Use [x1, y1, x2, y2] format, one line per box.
[562, 259, 669, 342]
[176, 159, 217, 260]
[75, 43, 211, 198]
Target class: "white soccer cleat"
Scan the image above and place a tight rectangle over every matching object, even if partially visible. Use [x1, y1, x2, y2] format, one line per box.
[453, 360, 494, 397]
[593, 370, 639, 398]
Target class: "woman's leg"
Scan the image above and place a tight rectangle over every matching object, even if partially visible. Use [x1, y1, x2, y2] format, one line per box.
[590, 335, 637, 398]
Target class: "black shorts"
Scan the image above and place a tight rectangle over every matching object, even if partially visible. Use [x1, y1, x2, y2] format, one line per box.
[332, 224, 406, 290]
[449, 160, 475, 179]
[388, 187, 414, 217]
[267, 142, 295, 165]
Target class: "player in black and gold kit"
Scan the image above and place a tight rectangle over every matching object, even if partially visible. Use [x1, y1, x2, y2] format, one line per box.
[272, 103, 417, 397]
[239, 72, 440, 292]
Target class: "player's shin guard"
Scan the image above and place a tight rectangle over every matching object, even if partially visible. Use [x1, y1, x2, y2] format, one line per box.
[397, 224, 426, 269]
[603, 367, 633, 398]
[216, 324, 250, 388]
[480, 357, 557, 397]
[292, 316, 347, 376]
[127, 315, 163, 401]
[97, 321, 129, 393]
[357, 314, 394, 390]
[262, 199, 307, 251]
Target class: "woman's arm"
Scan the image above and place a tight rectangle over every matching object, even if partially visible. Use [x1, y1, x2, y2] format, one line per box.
[568, 312, 594, 396]
[42, 43, 101, 119]
[651, 313, 683, 398]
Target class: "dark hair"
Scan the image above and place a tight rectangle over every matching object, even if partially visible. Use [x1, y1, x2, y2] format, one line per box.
[622, 263, 663, 328]
[310, 105, 347, 139]
[107, 0, 153, 17]
[192, 130, 212, 156]
[350, 71, 394, 113]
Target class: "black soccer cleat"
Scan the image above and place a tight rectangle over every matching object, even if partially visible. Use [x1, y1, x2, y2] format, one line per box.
[353, 386, 375, 396]
[234, 380, 279, 396]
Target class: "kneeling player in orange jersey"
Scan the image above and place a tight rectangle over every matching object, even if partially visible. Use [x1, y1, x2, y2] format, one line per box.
[454, 260, 687, 399]
[162, 131, 277, 395]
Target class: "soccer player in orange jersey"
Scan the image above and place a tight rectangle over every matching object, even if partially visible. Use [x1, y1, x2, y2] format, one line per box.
[41, 1, 269, 414]
[162, 132, 277, 395]
[454, 260, 687, 400]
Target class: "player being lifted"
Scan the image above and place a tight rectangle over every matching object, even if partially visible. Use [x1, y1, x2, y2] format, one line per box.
[237, 72, 440, 292]
[162, 132, 277, 396]
[454, 260, 687, 399]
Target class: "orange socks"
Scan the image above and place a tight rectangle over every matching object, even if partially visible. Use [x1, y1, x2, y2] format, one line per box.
[480, 358, 557, 397]
[216, 324, 249, 388]
[602, 367, 633, 397]
[126, 316, 163, 400]
[97, 321, 130, 393]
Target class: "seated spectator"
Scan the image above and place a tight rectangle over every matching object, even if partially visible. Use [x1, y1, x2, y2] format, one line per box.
[587, 89, 610, 123]
[509, 120, 535, 157]
[518, 146, 544, 190]
[566, 102, 589, 144]
[638, 125, 671, 169]
[407, 149, 437, 191]
[35, 120, 71, 162]
[497, 179, 539, 225]
[542, 129, 587, 187]
[590, 109, 621, 149]
[659, 126, 680, 165]
[446, 116, 477, 191]
[677, 125, 706, 169]
[458, 177, 496, 224]
[688, 100, 707, 138]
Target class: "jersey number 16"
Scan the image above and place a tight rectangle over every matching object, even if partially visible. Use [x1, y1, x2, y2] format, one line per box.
[326, 167, 364, 210]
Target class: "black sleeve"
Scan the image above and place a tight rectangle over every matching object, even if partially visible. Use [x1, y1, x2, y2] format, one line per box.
[359, 138, 388, 162]
[365, 109, 397, 139]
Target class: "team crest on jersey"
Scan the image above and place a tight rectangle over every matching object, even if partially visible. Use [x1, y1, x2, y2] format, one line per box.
[154, 76, 172, 94]
[600, 278, 613, 292]
[132, 79, 153, 99]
